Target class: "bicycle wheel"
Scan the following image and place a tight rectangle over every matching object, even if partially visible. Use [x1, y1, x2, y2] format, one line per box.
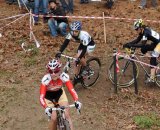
[63, 120, 71, 130]
[155, 63, 160, 88]
[57, 111, 65, 130]
[108, 57, 139, 87]
[81, 57, 101, 88]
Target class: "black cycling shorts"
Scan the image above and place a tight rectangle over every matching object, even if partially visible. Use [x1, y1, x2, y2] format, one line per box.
[45, 89, 63, 103]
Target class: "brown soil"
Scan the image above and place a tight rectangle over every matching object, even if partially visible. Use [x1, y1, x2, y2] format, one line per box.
[0, 0, 160, 130]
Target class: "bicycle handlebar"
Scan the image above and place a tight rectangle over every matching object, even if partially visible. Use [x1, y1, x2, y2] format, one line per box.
[51, 104, 75, 111]
[124, 47, 136, 54]
[51, 104, 81, 114]
[61, 54, 76, 61]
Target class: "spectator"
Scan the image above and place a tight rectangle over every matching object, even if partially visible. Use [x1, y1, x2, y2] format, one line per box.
[46, 0, 68, 37]
[80, 0, 89, 4]
[59, 0, 73, 14]
[34, 0, 49, 25]
[20, 0, 35, 10]
[6, 0, 17, 4]
[106, 0, 114, 9]
[6, 0, 34, 10]
[138, 0, 158, 9]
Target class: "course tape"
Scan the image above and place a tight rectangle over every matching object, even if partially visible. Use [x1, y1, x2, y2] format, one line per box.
[0, 13, 29, 30]
[115, 53, 160, 70]
[32, 14, 160, 23]
[0, 13, 29, 21]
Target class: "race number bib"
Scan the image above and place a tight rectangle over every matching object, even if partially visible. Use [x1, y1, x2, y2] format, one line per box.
[41, 74, 52, 85]
[151, 30, 160, 40]
[60, 72, 70, 82]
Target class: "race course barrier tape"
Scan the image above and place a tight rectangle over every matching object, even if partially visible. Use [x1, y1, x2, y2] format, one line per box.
[0, 13, 29, 30]
[32, 14, 160, 23]
[115, 53, 160, 70]
[0, 13, 29, 21]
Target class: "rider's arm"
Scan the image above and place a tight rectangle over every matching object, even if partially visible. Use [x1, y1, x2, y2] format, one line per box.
[129, 40, 147, 48]
[128, 35, 143, 45]
[60, 72, 78, 101]
[59, 33, 72, 53]
[40, 84, 47, 108]
[59, 39, 70, 53]
[65, 80, 78, 101]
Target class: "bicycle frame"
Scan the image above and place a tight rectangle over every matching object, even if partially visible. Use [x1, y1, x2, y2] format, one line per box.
[61, 54, 76, 74]
[123, 48, 152, 78]
[122, 48, 160, 81]
[134, 55, 150, 78]
[51, 104, 76, 130]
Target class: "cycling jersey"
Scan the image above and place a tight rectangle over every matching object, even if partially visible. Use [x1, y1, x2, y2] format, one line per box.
[59, 30, 95, 59]
[128, 27, 160, 47]
[40, 72, 78, 108]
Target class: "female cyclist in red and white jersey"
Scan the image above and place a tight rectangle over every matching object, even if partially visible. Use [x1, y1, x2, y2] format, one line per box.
[40, 59, 82, 130]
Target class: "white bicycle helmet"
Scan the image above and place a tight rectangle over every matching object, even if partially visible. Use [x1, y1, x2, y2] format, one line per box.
[134, 19, 143, 30]
[46, 59, 62, 74]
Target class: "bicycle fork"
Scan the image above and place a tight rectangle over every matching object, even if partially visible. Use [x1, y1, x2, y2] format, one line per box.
[57, 111, 65, 129]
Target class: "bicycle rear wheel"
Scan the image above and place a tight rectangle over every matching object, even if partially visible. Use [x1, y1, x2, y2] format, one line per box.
[81, 57, 101, 88]
[108, 57, 139, 87]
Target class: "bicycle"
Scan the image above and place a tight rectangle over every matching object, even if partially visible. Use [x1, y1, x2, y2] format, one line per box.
[108, 48, 160, 88]
[60, 54, 101, 88]
[50, 103, 79, 130]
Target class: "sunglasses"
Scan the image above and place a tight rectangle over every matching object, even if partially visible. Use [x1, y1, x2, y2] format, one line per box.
[49, 67, 60, 74]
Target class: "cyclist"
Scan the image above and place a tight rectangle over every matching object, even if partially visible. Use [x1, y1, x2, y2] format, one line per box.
[55, 21, 96, 85]
[40, 59, 82, 130]
[123, 19, 160, 82]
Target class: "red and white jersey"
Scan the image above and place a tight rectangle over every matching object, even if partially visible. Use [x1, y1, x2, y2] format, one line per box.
[40, 72, 78, 108]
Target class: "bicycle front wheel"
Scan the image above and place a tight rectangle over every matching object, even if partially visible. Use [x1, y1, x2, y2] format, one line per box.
[108, 57, 139, 87]
[81, 57, 101, 88]
[63, 120, 71, 130]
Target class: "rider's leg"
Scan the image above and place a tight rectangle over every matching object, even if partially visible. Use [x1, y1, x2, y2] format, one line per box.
[78, 44, 96, 74]
[49, 111, 57, 130]
[150, 57, 157, 81]
[74, 63, 81, 76]
[45, 99, 58, 130]
[150, 43, 160, 80]
[58, 89, 73, 130]
[150, 68, 156, 80]
[73, 43, 95, 83]
[141, 44, 156, 54]
[74, 50, 83, 77]
[80, 57, 86, 66]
